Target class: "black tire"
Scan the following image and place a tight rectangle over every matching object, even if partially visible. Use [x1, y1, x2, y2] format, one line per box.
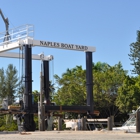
[23, 120, 36, 131]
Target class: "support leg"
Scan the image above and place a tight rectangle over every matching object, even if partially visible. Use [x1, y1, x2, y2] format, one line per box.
[86, 52, 93, 113]
[23, 45, 35, 131]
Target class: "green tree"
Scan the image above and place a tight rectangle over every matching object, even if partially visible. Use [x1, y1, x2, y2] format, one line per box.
[93, 62, 127, 118]
[93, 61, 110, 72]
[53, 66, 86, 106]
[47, 81, 55, 102]
[53, 62, 127, 119]
[0, 68, 6, 100]
[32, 90, 39, 103]
[5, 64, 19, 105]
[16, 81, 25, 100]
[129, 30, 140, 75]
[116, 76, 140, 113]
[32, 81, 55, 104]
[0, 64, 19, 105]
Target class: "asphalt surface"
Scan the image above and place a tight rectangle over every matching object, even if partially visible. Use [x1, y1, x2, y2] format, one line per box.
[0, 131, 140, 140]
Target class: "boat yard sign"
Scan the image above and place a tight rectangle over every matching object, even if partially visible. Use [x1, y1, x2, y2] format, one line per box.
[0, 38, 96, 53]
[33, 40, 96, 52]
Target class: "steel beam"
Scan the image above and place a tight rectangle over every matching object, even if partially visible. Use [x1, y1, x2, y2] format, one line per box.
[0, 38, 96, 52]
[44, 105, 90, 111]
[0, 52, 53, 60]
[33, 39, 96, 52]
[24, 45, 32, 111]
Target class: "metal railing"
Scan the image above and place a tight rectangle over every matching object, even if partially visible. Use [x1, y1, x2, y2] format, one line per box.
[0, 24, 34, 46]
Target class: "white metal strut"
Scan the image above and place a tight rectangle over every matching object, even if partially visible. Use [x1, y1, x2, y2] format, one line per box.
[0, 24, 96, 53]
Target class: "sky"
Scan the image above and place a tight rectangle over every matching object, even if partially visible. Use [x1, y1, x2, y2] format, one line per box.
[0, 0, 140, 91]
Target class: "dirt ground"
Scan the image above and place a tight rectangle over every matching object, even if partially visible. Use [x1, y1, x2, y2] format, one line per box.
[0, 130, 140, 140]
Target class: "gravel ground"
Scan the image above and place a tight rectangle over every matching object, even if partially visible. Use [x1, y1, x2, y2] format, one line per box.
[0, 131, 140, 140]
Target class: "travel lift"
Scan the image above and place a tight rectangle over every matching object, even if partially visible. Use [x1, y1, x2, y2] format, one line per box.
[0, 10, 96, 131]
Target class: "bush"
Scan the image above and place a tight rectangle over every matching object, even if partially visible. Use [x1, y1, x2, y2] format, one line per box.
[0, 121, 18, 131]
[0, 117, 5, 127]
[34, 116, 38, 130]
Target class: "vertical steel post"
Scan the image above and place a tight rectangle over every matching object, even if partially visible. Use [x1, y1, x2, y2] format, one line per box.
[23, 44, 35, 131]
[86, 52, 93, 113]
[43, 61, 50, 104]
[24, 44, 32, 111]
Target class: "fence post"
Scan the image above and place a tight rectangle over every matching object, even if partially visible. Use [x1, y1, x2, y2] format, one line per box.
[136, 111, 140, 133]
[58, 117, 62, 131]
[111, 115, 114, 127]
[81, 117, 86, 130]
[107, 117, 112, 131]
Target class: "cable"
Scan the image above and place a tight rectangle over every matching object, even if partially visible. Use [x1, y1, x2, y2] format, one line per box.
[9, 20, 15, 29]
[52, 59, 54, 85]
[18, 45, 24, 101]
[22, 46, 24, 82]
[18, 47, 23, 101]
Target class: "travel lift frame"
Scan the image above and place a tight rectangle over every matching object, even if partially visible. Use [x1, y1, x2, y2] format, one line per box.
[0, 24, 96, 131]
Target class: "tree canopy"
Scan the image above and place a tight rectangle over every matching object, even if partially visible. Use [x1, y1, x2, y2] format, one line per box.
[0, 64, 19, 105]
[93, 62, 127, 117]
[53, 66, 86, 106]
[116, 76, 140, 113]
[53, 62, 129, 118]
[129, 30, 140, 75]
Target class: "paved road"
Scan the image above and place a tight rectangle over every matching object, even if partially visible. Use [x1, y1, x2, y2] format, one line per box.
[1, 131, 140, 140]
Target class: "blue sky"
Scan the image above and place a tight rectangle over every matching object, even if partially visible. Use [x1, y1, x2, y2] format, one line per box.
[0, 0, 140, 91]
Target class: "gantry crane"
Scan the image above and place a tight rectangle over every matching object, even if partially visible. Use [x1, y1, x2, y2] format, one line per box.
[0, 24, 96, 131]
[0, 8, 10, 42]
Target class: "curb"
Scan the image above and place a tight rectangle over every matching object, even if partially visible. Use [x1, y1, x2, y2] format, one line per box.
[0, 131, 19, 134]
